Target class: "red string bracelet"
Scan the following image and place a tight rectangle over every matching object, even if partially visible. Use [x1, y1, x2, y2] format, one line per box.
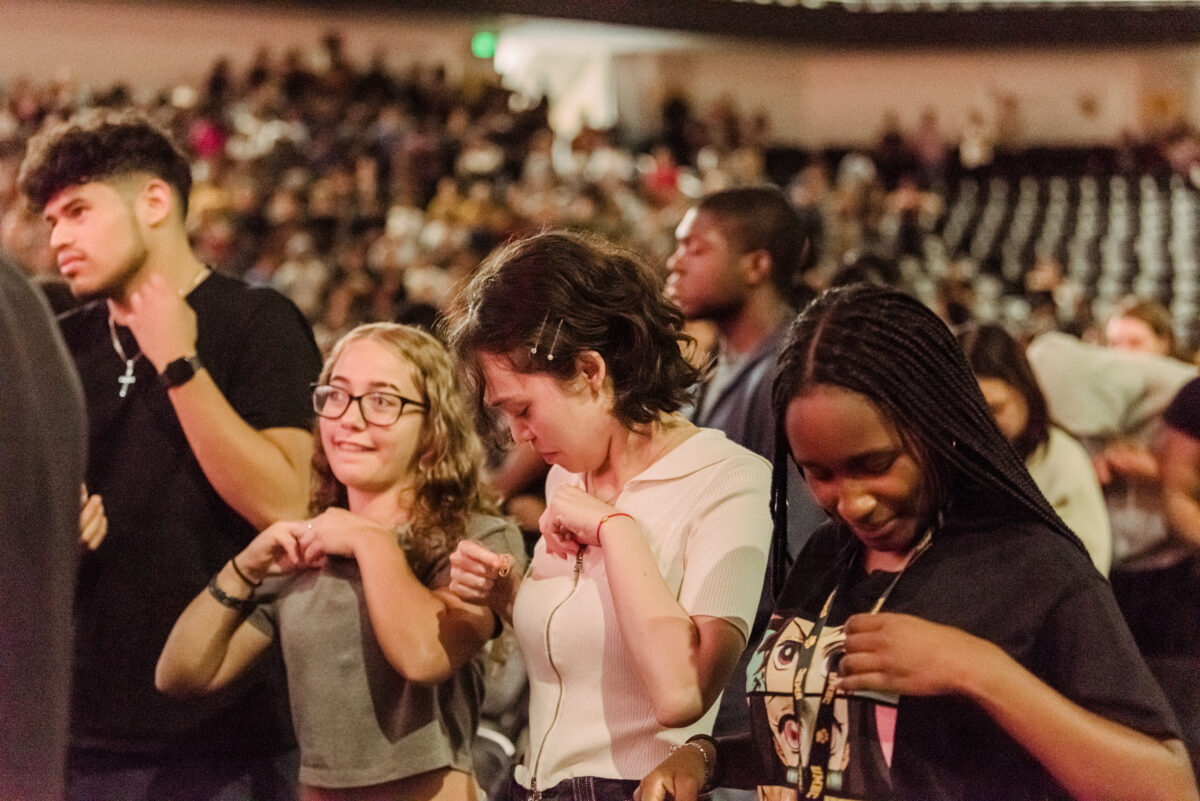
[596, 512, 634, 543]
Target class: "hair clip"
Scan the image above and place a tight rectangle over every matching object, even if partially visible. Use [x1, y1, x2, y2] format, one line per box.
[530, 313, 548, 356]
[546, 319, 563, 361]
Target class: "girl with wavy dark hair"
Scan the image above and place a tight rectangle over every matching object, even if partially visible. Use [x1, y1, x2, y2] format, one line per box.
[157, 323, 524, 801]
[638, 284, 1196, 801]
[959, 322, 1111, 574]
[442, 230, 773, 800]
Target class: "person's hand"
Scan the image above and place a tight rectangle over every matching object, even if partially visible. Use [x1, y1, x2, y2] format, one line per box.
[110, 273, 198, 371]
[237, 519, 313, 582]
[1099, 441, 1158, 481]
[837, 612, 1000, 698]
[634, 742, 709, 801]
[502, 493, 546, 534]
[295, 507, 394, 566]
[79, 485, 107, 551]
[447, 539, 514, 606]
[540, 484, 625, 557]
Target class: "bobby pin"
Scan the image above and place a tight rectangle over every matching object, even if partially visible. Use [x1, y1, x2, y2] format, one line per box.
[530, 313, 549, 356]
[546, 319, 563, 361]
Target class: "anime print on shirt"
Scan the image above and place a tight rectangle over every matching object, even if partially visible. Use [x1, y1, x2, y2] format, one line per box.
[746, 612, 899, 800]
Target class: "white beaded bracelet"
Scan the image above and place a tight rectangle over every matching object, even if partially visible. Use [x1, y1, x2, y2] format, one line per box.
[669, 738, 714, 786]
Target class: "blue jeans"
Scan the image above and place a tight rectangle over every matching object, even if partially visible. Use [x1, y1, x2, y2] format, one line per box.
[497, 775, 641, 801]
[66, 747, 299, 801]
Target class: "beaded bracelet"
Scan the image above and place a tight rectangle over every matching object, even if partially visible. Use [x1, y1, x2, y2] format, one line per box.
[670, 737, 715, 788]
[207, 574, 253, 612]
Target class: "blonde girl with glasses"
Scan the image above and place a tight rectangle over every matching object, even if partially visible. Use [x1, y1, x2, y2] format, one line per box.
[156, 323, 525, 801]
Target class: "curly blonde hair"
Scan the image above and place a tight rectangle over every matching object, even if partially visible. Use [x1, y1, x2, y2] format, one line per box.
[310, 323, 500, 576]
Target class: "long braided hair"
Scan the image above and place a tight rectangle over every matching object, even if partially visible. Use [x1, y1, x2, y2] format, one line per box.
[768, 284, 1083, 593]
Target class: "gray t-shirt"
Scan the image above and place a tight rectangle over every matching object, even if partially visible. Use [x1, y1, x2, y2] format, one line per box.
[251, 513, 524, 789]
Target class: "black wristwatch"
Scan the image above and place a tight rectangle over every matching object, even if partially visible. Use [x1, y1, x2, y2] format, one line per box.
[159, 354, 203, 388]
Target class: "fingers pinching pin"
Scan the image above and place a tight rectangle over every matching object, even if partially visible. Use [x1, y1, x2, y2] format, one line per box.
[496, 554, 514, 577]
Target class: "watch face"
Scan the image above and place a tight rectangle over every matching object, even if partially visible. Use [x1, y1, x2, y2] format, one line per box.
[161, 355, 201, 388]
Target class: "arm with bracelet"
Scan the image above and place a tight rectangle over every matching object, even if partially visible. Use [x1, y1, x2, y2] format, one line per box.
[156, 519, 306, 695]
[637, 732, 765, 800]
[541, 471, 765, 730]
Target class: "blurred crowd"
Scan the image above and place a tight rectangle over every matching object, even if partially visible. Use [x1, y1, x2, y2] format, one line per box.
[7, 28, 1200, 798]
[2, 30, 1199, 355]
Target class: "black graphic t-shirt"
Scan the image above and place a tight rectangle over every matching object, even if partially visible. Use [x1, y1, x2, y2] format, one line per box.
[741, 515, 1180, 801]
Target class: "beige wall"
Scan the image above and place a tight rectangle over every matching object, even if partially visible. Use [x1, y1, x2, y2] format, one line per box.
[2, 0, 1198, 147]
[0, 0, 486, 92]
[638, 44, 1200, 147]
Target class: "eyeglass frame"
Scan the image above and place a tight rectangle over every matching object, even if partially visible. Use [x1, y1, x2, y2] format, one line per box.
[311, 383, 427, 426]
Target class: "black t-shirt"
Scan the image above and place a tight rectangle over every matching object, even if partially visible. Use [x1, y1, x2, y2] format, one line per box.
[58, 272, 321, 754]
[733, 514, 1180, 801]
[1164, 376, 1200, 438]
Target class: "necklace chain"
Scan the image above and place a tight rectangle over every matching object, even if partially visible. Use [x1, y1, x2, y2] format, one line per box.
[106, 312, 138, 363]
[104, 266, 208, 399]
[107, 313, 142, 398]
[179, 265, 209, 297]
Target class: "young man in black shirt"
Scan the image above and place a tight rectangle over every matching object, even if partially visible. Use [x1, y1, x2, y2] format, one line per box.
[20, 108, 322, 801]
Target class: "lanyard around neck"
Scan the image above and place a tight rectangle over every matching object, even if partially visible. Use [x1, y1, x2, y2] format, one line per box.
[794, 525, 934, 799]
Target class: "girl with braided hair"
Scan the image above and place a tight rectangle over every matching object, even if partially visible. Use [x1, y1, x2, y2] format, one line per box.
[637, 284, 1197, 801]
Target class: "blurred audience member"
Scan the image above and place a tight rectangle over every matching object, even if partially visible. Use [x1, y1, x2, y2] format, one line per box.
[960, 323, 1111, 573]
[1105, 295, 1182, 360]
[666, 187, 826, 764]
[1029, 330, 1199, 775]
[0, 252, 86, 801]
[1158, 375, 1200, 775]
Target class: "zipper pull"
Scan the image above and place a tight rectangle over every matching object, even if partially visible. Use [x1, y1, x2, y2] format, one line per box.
[573, 547, 585, 578]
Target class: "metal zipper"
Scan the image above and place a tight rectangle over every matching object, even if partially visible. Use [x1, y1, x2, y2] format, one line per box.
[528, 547, 587, 800]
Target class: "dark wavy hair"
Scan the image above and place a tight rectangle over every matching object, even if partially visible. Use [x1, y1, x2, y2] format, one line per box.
[767, 284, 1079, 592]
[958, 323, 1050, 462]
[310, 323, 499, 576]
[19, 107, 192, 216]
[695, 185, 810, 306]
[441, 229, 703, 444]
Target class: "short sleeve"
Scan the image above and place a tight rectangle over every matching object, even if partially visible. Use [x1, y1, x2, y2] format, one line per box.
[425, 514, 525, 590]
[677, 453, 773, 639]
[1040, 572, 1181, 741]
[195, 278, 322, 433]
[243, 573, 296, 638]
[1028, 331, 1194, 438]
[1163, 377, 1200, 438]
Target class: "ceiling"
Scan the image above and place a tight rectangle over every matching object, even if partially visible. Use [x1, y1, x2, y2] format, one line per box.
[211, 0, 1200, 48]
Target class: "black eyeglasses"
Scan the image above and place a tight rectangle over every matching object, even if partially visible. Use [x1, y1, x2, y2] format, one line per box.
[311, 384, 427, 426]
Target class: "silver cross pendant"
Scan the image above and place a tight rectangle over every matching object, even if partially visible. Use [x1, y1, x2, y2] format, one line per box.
[118, 359, 136, 398]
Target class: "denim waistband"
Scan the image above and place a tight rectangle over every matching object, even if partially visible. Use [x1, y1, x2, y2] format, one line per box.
[503, 775, 641, 801]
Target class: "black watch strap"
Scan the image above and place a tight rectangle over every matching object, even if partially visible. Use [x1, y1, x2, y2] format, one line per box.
[159, 354, 203, 388]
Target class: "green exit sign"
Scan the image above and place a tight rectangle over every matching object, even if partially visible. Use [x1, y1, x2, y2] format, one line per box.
[471, 30, 498, 59]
